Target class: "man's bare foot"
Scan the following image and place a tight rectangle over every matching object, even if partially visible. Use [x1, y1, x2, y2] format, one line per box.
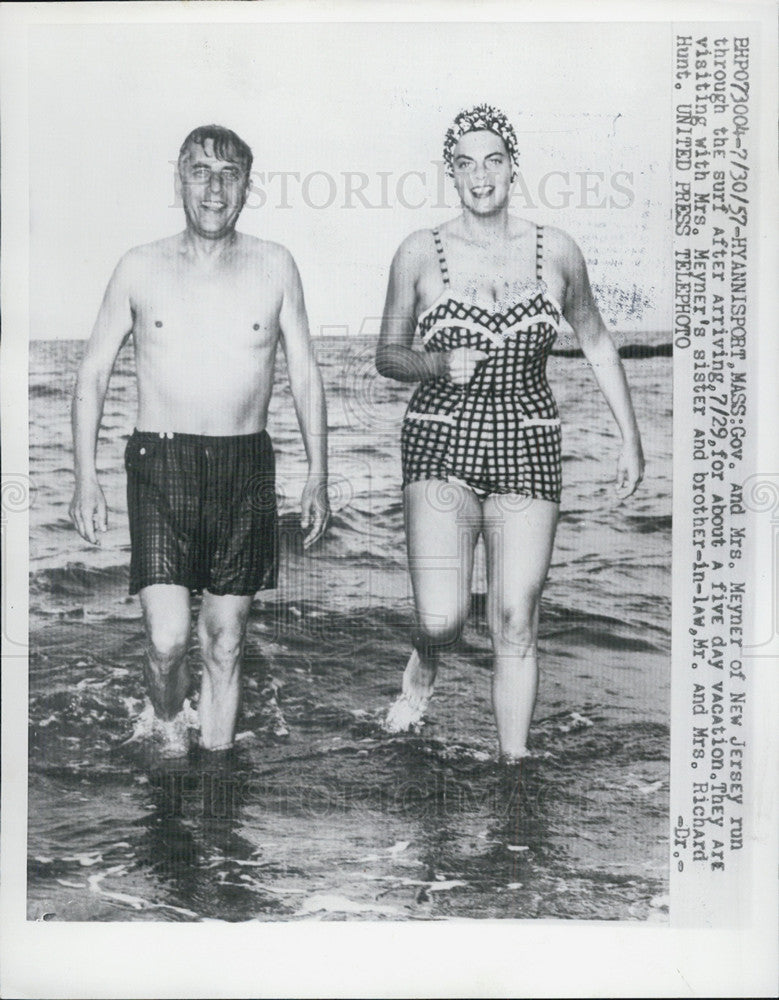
[383, 650, 435, 733]
[125, 698, 197, 757]
[155, 711, 191, 758]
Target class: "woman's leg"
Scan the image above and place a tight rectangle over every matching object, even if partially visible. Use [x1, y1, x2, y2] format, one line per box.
[384, 478, 482, 731]
[482, 495, 559, 758]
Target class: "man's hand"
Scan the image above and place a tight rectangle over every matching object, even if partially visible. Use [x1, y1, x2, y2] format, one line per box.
[301, 474, 330, 550]
[615, 439, 645, 499]
[69, 480, 108, 544]
[445, 347, 489, 386]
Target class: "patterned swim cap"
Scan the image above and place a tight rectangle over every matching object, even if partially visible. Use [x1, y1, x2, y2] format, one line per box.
[443, 103, 519, 178]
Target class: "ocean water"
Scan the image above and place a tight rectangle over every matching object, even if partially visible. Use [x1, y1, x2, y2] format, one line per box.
[28, 335, 672, 922]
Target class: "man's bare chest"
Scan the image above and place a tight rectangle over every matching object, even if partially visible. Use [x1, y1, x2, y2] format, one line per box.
[132, 267, 281, 348]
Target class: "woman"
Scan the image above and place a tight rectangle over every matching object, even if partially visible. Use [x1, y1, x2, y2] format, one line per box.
[375, 105, 644, 761]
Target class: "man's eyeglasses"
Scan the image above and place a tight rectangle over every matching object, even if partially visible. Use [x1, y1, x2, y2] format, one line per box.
[184, 164, 247, 185]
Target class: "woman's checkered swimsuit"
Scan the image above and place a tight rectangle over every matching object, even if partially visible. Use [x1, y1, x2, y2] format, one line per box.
[401, 225, 563, 503]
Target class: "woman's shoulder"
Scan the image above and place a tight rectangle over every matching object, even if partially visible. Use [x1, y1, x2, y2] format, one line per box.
[392, 226, 445, 269]
[535, 222, 583, 260]
[398, 223, 457, 249]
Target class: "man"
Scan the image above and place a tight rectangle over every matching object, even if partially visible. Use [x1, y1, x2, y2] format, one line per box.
[70, 125, 329, 755]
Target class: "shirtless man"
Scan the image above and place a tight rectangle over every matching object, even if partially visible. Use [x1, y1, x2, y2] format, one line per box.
[70, 125, 329, 754]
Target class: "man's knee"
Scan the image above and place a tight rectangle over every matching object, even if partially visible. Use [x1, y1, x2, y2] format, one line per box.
[198, 617, 245, 671]
[146, 622, 190, 667]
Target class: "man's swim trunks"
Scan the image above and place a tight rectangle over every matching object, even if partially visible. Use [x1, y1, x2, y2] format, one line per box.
[401, 225, 563, 503]
[125, 429, 278, 596]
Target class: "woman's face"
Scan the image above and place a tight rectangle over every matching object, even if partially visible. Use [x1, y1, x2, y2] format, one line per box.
[451, 129, 513, 215]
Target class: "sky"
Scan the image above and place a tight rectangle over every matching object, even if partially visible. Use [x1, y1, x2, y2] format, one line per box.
[28, 19, 673, 338]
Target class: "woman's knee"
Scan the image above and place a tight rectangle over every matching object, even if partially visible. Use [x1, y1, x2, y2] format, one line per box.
[413, 615, 463, 654]
[490, 600, 538, 653]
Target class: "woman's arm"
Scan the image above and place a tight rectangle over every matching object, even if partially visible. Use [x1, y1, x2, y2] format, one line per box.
[375, 231, 486, 385]
[375, 231, 447, 382]
[558, 230, 645, 498]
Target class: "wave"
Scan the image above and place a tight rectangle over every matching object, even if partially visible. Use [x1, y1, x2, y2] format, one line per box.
[551, 343, 672, 359]
[621, 513, 673, 534]
[30, 562, 129, 598]
[30, 382, 72, 399]
[467, 596, 668, 654]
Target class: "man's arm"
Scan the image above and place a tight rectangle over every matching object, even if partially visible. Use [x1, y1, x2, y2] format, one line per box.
[558, 230, 645, 499]
[277, 248, 330, 548]
[70, 253, 136, 542]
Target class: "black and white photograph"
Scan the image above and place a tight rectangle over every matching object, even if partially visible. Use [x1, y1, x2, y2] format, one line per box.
[1, 2, 776, 997]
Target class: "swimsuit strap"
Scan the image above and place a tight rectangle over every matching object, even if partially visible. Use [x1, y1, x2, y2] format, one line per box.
[536, 224, 544, 283]
[431, 228, 450, 287]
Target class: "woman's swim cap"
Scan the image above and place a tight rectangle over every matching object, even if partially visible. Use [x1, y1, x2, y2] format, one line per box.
[443, 103, 519, 178]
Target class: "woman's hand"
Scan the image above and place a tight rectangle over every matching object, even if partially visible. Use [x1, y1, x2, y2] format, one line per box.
[445, 347, 489, 386]
[615, 438, 645, 499]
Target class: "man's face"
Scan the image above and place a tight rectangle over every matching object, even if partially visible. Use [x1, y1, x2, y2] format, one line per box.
[179, 139, 250, 239]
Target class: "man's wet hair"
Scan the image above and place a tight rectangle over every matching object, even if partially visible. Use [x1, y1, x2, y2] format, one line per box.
[178, 125, 253, 175]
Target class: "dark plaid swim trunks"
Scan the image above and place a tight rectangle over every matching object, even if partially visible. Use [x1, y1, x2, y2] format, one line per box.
[125, 429, 278, 596]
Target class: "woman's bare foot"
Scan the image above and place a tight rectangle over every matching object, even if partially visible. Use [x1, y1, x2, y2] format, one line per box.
[499, 746, 555, 764]
[384, 690, 431, 733]
[383, 650, 436, 733]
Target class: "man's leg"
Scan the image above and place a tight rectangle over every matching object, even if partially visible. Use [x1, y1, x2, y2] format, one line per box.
[139, 584, 192, 720]
[197, 593, 253, 750]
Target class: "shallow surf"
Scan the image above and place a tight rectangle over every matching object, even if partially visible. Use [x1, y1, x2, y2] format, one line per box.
[28, 336, 671, 921]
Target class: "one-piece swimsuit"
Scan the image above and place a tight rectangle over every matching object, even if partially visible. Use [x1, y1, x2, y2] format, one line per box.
[401, 224, 563, 503]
